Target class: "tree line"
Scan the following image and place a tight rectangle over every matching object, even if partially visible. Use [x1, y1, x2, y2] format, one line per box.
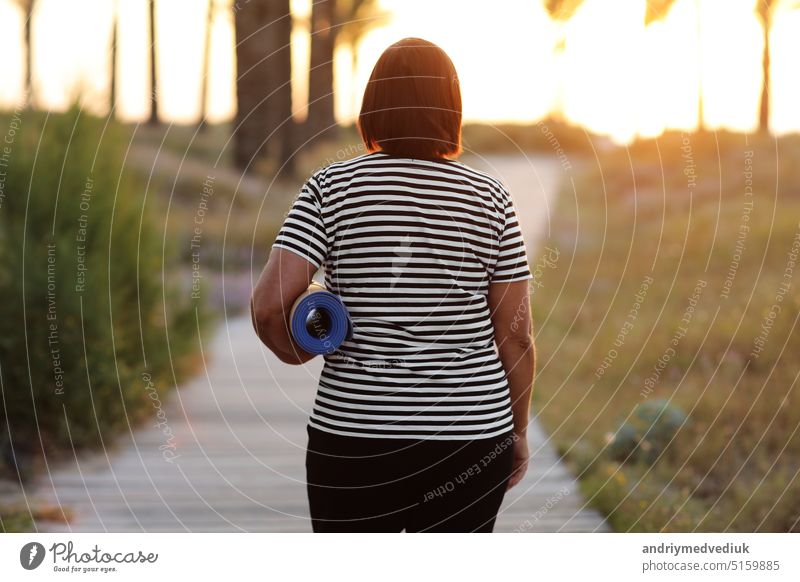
[233, 0, 383, 173]
[10, 1, 792, 175]
[13, 0, 381, 175]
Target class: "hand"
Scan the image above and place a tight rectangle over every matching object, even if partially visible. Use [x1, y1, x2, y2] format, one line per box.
[507, 433, 529, 490]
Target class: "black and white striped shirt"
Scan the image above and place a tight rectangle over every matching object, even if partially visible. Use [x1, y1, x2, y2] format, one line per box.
[272, 151, 532, 440]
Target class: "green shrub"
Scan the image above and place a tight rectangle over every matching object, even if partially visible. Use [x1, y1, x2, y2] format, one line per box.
[0, 108, 204, 479]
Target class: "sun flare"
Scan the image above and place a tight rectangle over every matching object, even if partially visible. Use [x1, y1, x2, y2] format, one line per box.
[0, 0, 798, 142]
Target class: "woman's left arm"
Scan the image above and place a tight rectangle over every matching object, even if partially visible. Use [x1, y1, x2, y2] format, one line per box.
[251, 248, 318, 365]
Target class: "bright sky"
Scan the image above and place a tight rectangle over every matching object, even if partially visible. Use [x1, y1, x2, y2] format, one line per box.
[0, 0, 799, 143]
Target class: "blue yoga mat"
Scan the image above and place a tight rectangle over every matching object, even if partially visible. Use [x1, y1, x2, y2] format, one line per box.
[289, 282, 353, 355]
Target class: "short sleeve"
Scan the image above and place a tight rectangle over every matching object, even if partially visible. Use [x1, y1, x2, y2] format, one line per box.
[271, 176, 327, 270]
[491, 194, 533, 283]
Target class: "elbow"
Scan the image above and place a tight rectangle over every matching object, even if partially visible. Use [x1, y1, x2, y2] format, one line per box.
[498, 332, 534, 352]
[272, 348, 296, 365]
[250, 294, 283, 338]
[512, 334, 534, 351]
[250, 286, 312, 365]
[275, 350, 311, 366]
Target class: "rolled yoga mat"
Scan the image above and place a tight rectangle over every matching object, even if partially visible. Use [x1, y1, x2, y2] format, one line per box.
[289, 282, 353, 355]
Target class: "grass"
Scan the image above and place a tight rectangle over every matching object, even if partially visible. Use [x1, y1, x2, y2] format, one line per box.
[0, 502, 72, 532]
[0, 108, 206, 482]
[133, 122, 235, 167]
[0, 503, 34, 533]
[532, 130, 800, 532]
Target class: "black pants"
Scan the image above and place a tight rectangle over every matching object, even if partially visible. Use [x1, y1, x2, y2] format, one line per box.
[305, 425, 515, 532]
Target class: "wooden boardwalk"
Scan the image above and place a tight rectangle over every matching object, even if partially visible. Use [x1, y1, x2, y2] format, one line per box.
[32, 154, 608, 532]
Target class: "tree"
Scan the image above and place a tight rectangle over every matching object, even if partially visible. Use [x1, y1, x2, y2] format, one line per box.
[198, 0, 216, 132]
[756, 0, 777, 134]
[336, 0, 387, 122]
[13, 0, 36, 107]
[304, 0, 386, 143]
[109, 0, 118, 116]
[306, 0, 337, 142]
[756, 2, 800, 133]
[544, 0, 582, 22]
[148, 0, 159, 125]
[272, 1, 295, 173]
[643, 0, 678, 23]
[234, 0, 295, 174]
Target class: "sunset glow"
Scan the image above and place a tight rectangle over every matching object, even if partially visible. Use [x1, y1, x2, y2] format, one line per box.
[1, 0, 799, 142]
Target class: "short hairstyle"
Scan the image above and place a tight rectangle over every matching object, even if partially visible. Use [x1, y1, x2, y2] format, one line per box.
[358, 38, 462, 159]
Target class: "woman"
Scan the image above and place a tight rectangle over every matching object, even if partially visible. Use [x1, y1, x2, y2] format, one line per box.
[251, 38, 535, 532]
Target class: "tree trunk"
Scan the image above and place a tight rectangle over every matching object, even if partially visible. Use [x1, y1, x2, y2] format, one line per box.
[109, 1, 118, 117]
[148, 0, 159, 125]
[199, 0, 214, 132]
[24, 0, 34, 107]
[274, 4, 295, 173]
[234, 0, 295, 174]
[306, 0, 337, 142]
[350, 45, 359, 121]
[759, 10, 771, 133]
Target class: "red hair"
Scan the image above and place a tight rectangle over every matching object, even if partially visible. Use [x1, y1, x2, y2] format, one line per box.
[358, 38, 462, 159]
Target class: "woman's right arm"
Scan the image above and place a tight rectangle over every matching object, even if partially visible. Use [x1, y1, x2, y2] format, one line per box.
[488, 279, 536, 488]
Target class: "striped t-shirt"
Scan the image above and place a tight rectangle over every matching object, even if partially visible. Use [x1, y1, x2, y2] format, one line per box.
[272, 151, 533, 440]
